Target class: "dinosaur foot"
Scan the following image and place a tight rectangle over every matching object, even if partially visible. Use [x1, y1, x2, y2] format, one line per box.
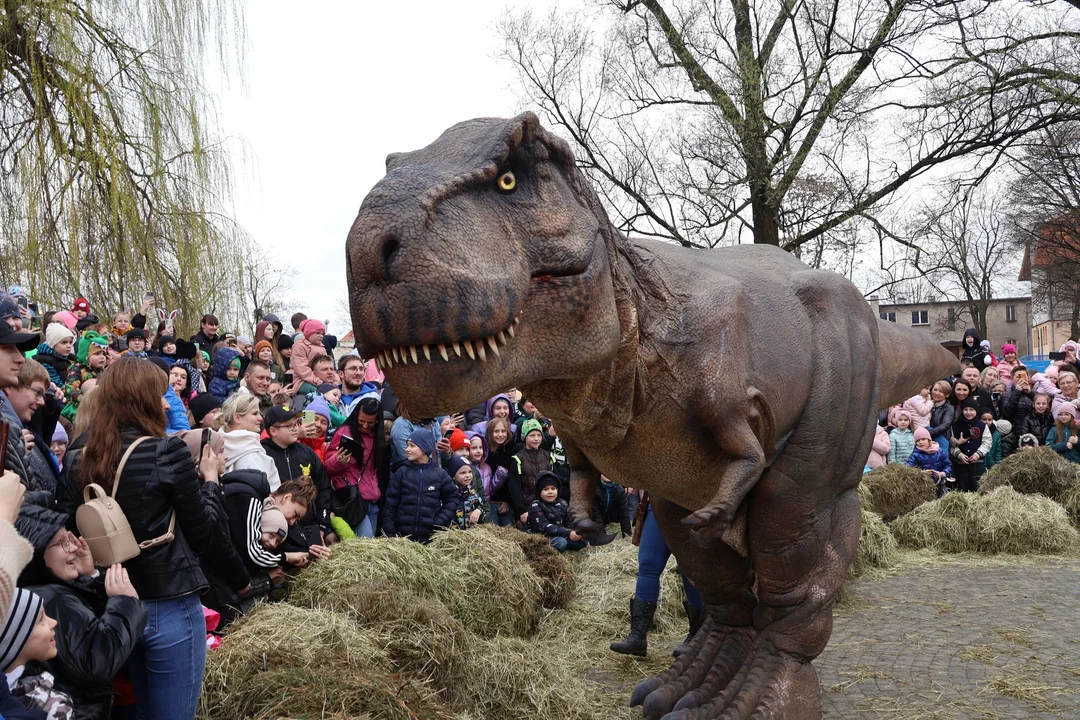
[631, 629, 820, 720]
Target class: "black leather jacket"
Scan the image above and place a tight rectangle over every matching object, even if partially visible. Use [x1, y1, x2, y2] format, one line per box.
[71, 430, 225, 600]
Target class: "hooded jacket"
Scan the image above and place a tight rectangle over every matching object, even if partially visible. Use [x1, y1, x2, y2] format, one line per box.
[208, 347, 242, 402]
[960, 328, 987, 371]
[382, 430, 458, 542]
[222, 429, 281, 492]
[463, 431, 496, 500]
[905, 441, 952, 476]
[469, 393, 512, 438]
[866, 424, 891, 470]
[260, 437, 331, 544]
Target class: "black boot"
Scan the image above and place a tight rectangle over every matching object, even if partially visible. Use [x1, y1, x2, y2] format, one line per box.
[672, 602, 706, 657]
[610, 597, 657, 657]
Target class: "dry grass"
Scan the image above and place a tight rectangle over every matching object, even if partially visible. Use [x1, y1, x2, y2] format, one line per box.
[474, 524, 575, 609]
[981, 446, 1078, 499]
[848, 509, 899, 579]
[859, 465, 937, 520]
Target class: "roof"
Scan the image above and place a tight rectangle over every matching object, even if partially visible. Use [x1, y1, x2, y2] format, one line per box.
[339, 331, 354, 344]
[1019, 220, 1080, 281]
[877, 297, 1030, 309]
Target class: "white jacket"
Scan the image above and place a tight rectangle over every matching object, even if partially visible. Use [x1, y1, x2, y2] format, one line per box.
[221, 429, 281, 491]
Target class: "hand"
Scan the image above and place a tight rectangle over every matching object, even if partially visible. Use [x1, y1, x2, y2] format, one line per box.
[308, 544, 331, 561]
[498, 502, 510, 515]
[267, 567, 285, 584]
[519, 512, 528, 524]
[285, 551, 309, 567]
[920, 388, 930, 400]
[435, 438, 451, 454]
[49, 383, 65, 403]
[569, 531, 582, 541]
[236, 584, 252, 597]
[468, 508, 482, 525]
[200, 443, 223, 483]
[448, 413, 466, 429]
[104, 565, 139, 599]
[334, 447, 352, 464]
[21, 429, 33, 454]
[73, 535, 94, 576]
[300, 423, 319, 439]
[922, 470, 933, 477]
[0, 471, 25, 524]
[17, 305, 30, 320]
[547, 422, 557, 437]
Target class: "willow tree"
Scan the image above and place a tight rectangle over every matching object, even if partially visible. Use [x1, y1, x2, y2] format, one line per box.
[0, 0, 247, 331]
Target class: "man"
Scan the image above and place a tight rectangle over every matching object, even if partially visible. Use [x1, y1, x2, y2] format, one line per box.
[190, 314, 222, 350]
[239, 360, 273, 411]
[261, 404, 332, 557]
[338, 354, 376, 409]
[0, 356, 57, 496]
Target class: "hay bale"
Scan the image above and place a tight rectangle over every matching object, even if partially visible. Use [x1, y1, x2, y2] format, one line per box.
[848, 509, 898, 578]
[290, 534, 544, 636]
[199, 603, 450, 720]
[1061, 481, 1080, 527]
[891, 487, 1080, 554]
[859, 464, 937, 520]
[981, 446, 1079, 501]
[475, 524, 576, 609]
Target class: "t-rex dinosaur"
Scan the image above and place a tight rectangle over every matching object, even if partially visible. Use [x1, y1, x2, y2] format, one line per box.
[344, 112, 959, 719]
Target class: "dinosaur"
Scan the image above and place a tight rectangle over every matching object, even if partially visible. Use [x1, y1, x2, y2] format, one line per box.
[344, 112, 959, 719]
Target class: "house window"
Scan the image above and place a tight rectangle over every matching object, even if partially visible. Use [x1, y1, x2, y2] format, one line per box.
[1006, 305, 1016, 322]
[911, 310, 929, 326]
[947, 308, 956, 331]
[879, 312, 896, 322]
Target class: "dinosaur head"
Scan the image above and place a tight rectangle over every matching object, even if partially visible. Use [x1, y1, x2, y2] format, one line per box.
[345, 112, 622, 416]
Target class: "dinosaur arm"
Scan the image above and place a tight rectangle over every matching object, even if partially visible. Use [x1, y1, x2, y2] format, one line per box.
[564, 438, 603, 534]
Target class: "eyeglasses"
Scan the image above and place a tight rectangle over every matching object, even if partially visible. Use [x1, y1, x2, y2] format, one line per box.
[47, 534, 75, 552]
[23, 385, 46, 401]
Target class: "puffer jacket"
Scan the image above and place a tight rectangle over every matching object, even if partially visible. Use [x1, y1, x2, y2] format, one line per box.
[526, 497, 572, 538]
[69, 430, 225, 600]
[207, 347, 241, 402]
[591, 480, 632, 536]
[508, 446, 554, 517]
[866, 424, 891, 469]
[34, 343, 71, 387]
[288, 337, 326, 392]
[1, 396, 54, 499]
[382, 459, 458, 543]
[905, 442, 952, 476]
[1020, 410, 1054, 445]
[25, 576, 147, 720]
[887, 428, 915, 464]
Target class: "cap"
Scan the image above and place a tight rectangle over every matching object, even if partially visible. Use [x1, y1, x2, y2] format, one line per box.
[72, 297, 90, 313]
[126, 328, 147, 341]
[263, 403, 300, 428]
[317, 383, 337, 394]
[0, 320, 40, 352]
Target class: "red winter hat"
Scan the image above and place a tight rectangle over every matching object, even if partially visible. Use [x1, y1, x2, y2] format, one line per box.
[72, 297, 90, 313]
[448, 428, 469, 452]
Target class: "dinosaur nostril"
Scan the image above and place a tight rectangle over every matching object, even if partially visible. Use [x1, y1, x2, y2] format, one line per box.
[380, 234, 400, 282]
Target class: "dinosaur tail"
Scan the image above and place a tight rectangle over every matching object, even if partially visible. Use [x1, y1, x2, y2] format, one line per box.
[877, 319, 961, 409]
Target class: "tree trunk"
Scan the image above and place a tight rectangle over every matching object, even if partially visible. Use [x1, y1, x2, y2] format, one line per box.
[1071, 301, 1079, 343]
[751, 186, 780, 246]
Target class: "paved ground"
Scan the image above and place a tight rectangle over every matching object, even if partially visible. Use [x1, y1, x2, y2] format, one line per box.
[818, 556, 1080, 719]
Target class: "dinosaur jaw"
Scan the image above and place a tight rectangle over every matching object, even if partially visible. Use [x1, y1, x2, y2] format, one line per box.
[371, 315, 520, 370]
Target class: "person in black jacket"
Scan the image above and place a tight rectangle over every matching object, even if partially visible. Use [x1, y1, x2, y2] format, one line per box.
[1020, 393, 1054, 445]
[960, 328, 987, 371]
[927, 380, 955, 444]
[999, 368, 1033, 457]
[188, 314, 222, 352]
[261, 405, 332, 559]
[15, 504, 146, 720]
[591, 475, 633, 537]
[382, 430, 458, 543]
[527, 473, 587, 551]
[69, 357, 227, 720]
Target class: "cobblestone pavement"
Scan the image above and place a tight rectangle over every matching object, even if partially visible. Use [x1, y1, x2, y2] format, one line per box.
[818, 556, 1080, 719]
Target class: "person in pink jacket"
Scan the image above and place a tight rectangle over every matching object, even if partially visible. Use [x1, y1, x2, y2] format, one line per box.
[289, 319, 327, 392]
[902, 388, 933, 430]
[996, 343, 1019, 385]
[866, 423, 891, 469]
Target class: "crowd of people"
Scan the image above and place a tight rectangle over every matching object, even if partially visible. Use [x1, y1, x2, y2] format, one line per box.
[0, 291, 648, 720]
[873, 327, 1080, 495]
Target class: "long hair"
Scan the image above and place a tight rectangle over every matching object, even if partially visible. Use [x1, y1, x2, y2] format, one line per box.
[950, 380, 973, 407]
[486, 417, 513, 451]
[79, 357, 167, 490]
[72, 385, 103, 440]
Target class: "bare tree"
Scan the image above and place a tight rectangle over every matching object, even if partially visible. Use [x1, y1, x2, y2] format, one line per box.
[499, 0, 1080, 253]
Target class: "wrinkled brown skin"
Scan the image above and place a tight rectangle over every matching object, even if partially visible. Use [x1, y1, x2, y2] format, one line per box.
[345, 113, 959, 720]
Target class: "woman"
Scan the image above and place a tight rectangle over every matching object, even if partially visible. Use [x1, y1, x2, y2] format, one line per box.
[324, 397, 390, 537]
[16, 504, 146, 720]
[927, 380, 955, 443]
[70, 356, 225, 720]
[218, 394, 281, 492]
[950, 379, 973, 408]
[1052, 366, 1080, 417]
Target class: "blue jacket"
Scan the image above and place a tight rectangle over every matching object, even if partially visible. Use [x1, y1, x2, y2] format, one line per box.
[207, 347, 241, 402]
[382, 458, 458, 543]
[164, 385, 190, 434]
[906, 443, 952, 477]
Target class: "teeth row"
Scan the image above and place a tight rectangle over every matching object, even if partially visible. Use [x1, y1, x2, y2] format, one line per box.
[374, 317, 519, 370]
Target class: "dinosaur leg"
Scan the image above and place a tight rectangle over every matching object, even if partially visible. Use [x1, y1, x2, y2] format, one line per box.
[630, 496, 757, 720]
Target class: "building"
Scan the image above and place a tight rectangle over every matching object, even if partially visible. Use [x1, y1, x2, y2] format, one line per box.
[1018, 223, 1080, 356]
[870, 296, 1032, 357]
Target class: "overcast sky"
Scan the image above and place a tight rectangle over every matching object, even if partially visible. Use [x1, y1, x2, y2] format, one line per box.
[213, 1, 553, 333]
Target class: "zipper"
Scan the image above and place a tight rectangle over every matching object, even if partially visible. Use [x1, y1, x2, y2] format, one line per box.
[412, 466, 424, 533]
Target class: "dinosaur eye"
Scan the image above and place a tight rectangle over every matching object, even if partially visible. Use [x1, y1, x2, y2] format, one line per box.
[497, 171, 516, 193]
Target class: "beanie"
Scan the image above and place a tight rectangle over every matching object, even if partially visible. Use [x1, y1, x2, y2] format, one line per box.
[300, 319, 326, 339]
[52, 310, 78, 331]
[189, 393, 222, 425]
[913, 427, 932, 443]
[305, 396, 331, 422]
[126, 328, 146, 341]
[448, 427, 469, 452]
[260, 500, 288, 540]
[996, 419, 1013, 435]
[521, 418, 543, 438]
[254, 340, 274, 359]
[277, 335, 294, 351]
[535, 471, 560, 495]
[45, 322, 75, 349]
[1001, 343, 1017, 356]
[446, 455, 470, 479]
[51, 424, 68, 445]
[317, 383, 336, 395]
[72, 297, 90, 314]
[1056, 402, 1079, 422]
[0, 589, 44, 671]
[407, 428, 436, 459]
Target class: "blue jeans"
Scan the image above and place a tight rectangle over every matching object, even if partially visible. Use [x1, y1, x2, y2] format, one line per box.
[550, 536, 588, 551]
[496, 509, 515, 527]
[636, 505, 703, 608]
[355, 503, 380, 538]
[127, 593, 207, 720]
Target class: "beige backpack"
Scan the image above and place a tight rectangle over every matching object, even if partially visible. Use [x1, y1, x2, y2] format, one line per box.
[76, 436, 176, 567]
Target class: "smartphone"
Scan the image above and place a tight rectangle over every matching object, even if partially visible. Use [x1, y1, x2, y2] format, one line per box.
[143, 291, 155, 303]
[301, 410, 316, 426]
[443, 428, 454, 439]
[1050, 351, 1067, 361]
[340, 435, 363, 456]
[15, 296, 27, 311]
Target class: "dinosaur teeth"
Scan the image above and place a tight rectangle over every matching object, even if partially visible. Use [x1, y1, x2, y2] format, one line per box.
[476, 341, 487, 362]
[464, 341, 475, 360]
[452, 341, 461, 357]
[497, 331, 507, 346]
[386, 351, 394, 369]
[438, 344, 449, 362]
[391, 347, 400, 363]
[506, 325, 515, 339]
[408, 345, 418, 364]
[487, 336, 500, 357]
[422, 345, 431, 362]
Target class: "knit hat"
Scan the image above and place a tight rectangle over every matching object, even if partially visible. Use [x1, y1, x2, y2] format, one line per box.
[960, 397, 981, 413]
[913, 427, 932, 443]
[75, 314, 98, 333]
[189, 393, 222, 425]
[44, 322, 74, 349]
[317, 383, 336, 395]
[238, 336, 252, 346]
[174, 338, 197, 361]
[260, 500, 288, 540]
[200, 350, 211, 364]
[148, 357, 171, 374]
[980, 340, 991, 350]
[158, 335, 175, 348]
[996, 419, 1013, 435]
[448, 427, 469, 452]
[300, 319, 326, 339]
[446, 455, 471, 479]
[521, 418, 543, 438]
[14, 504, 68, 572]
[126, 328, 146, 341]
[51, 424, 68, 445]
[0, 589, 44, 671]
[1019, 433, 1040, 447]
[52, 310, 78, 330]
[1001, 343, 1017, 356]
[406, 428, 436, 458]
[72, 298, 90, 314]
[1056, 402, 1079, 422]
[254, 340, 274, 359]
[535, 471, 560, 495]
[277, 335, 294, 351]
[305, 396, 331, 422]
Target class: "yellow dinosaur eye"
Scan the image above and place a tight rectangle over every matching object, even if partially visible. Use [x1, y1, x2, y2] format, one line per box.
[497, 171, 516, 192]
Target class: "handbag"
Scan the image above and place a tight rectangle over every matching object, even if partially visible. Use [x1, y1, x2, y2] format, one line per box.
[76, 437, 176, 566]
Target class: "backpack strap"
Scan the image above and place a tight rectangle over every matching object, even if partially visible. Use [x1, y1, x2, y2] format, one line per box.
[111, 436, 177, 549]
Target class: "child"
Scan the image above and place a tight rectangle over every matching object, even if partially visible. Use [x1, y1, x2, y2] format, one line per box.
[156, 335, 177, 363]
[527, 472, 587, 551]
[1020, 393, 1054, 445]
[318, 383, 347, 430]
[906, 427, 953, 498]
[981, 413, 1011, 470]
[447, 428, 470, 459]
[466, 431, 500, 520]
[36, 323, 75, 386]
[485, 417, 519, 526]
[61, 332, 109, 420]
[887, 409, 915, 464]
[446, 456, 488, 529]
[950, 397, 991, 492]
[123, 328, 149, 358]
[382, 429, 459, 543]
[508, 418, 555, 525]
[1046, 403, 1080, 463]
[50, 424, 68, 470]
[111, 312, 131, 351]
[255, 340, 285, 383]
[208, 347, 242, 401]
[997, 343, 1019, 385]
